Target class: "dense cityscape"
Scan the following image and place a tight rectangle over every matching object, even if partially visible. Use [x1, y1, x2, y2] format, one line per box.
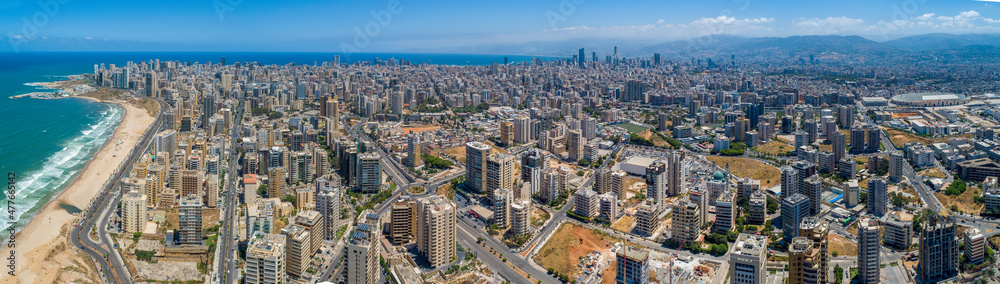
[8, 41, 989, 284]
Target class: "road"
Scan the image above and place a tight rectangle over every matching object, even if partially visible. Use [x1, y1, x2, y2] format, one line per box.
[69, 96, 167, 284]
[215, 98, 244, 283]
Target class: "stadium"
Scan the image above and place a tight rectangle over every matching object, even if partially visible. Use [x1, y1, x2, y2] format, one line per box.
[890, 92, 969, 107]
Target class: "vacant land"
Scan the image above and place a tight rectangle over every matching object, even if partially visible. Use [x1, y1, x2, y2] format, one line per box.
[705, 156, 781, 188]
[407, 186, 426, 194]
[828, 234, 857, 256]
[531, 208, 550, 227]
[917, 168, 947, 178]
[534, 223, 615, 279]
[817, 143, 833, 152]
[883, 127, 973, 147]
[437, 183, 455, 199]
[936, 186, 983, 215]
[401, 125, 441, 134]
[754, 140, 793, 155]
[443, 146, 467, 163]
[617, 123, 650, 134]
[611, 215, 636, 233]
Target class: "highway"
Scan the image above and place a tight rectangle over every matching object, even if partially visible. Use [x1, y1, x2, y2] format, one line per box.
[215, 98, 244, 284]
[70, 96, 167, 284]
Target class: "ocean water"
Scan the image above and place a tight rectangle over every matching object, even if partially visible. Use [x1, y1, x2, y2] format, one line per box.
[0, 51, 544, 238]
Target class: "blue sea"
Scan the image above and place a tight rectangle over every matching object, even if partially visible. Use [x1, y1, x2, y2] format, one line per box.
[0, 51, 548, 237]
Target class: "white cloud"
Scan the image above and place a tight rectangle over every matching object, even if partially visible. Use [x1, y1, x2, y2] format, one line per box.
[792, 17, 873, 35]
[656, 19, 665, 24]
[915, 13, 935, 21]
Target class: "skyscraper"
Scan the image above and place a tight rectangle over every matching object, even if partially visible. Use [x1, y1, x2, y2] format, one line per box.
[357, 153, 381, 193]
[178, 194, 203, 245]
[857, 216, 881, 284]
[347, 210, 381, 284]
[407, 131, 422, 168]
[867, 178, 888, 216]
[416, 195, 456, 268]
[390, 199, 416, 246]
[888, 151, 904, 183]
[567, 129, 584, 162]
[645, 160, 667, 210]
[918, 212, 958, 283]
[316, 185, 341, 240]
[789, 217, 828, 284]
[781, 166, 799, 199]
[123, 190, 146, 234]
[499, 121, 514, 146]
[465, 142, 491, 193]
[578, 48, 585, 68]
[666, 151, 684, 196]
[782, 193, 811, 240]
[486, 153, 516, 198]
[803, 175, 823, 216]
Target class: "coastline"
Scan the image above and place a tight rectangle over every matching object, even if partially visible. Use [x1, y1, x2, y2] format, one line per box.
[0, 97, 155, 283]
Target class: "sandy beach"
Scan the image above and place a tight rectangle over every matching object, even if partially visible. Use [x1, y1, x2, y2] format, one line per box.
[0, 99, 154, 284]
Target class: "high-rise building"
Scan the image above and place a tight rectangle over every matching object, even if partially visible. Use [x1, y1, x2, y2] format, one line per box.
[293, 210, 324, 257]
[513, 116, 532, 143]
[407, 131, 422, 168]
[392, 91, 404, 115]
[866, 125, 881, 153]
[611, 170, 627, 200]
[578, 48, 585, 68]
[390, 199, 417, 246]
[888, 151, 904, 183]
[178, 194, 203, 245]
[748, 190, 767, 225]
[851, 126, 867, 154]
[486, 153, 516, 198]
[246, 232, 286, 284]
[499, 121, 513, 146]
[782, 193, 811, 240]
[884, 211, 913, 250]
[316, 185, 341, 240]
[635, 201, 660, 237]
[867, 178, 888, 216]
[615, 246, 650, 284]
[788, 217, 828, 284]
[567, 129, 583, 162]
[918, 212, 958, 283]
[599, 192, 618, 221]
[144, 72, 158, 97]
[492, 188, 513, 229]
[781, 166, 799, 199]
[857, 216, 881, 284]
[281, 224, 312, 279]
[123, 190, 147, 234]
[465, 142, 491, 193]
[510, 199, 531, 236]
[730, 234, 767, 284]
[416, 195, 456, 268]
[581, 117, 597, 139]
[838, 105, 854, 129]
[670, 198, 701, 243]
[666, 151, 684, 196]
[965, 227, 985, 265]
[520, 148, 548, 182]
[645, 161, 667, 210]
[357, 153, 381, 193]
[594, 168, 612, 195]
[714, 191, 735, 234]
[802, 175, 823, 216]
[831, 130, 846, 163]
[347, 210, 381, 284]
[573, 189, 600, 218]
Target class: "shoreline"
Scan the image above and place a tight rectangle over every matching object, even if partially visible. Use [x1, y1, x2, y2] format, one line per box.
[0, 96, 155, 283]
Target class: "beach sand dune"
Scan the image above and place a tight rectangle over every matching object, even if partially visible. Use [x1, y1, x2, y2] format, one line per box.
[0, 101, 153, 284]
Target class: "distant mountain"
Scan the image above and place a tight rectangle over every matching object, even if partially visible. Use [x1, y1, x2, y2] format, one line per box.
[628, 35, 905, 60]
[884, 33, 1000, 52]
[397, 38, 653, 58]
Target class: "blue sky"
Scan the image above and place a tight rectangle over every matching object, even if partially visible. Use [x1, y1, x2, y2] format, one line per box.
[2, 0, 1000, 52]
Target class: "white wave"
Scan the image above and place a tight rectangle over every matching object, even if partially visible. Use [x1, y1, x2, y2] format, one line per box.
[2, 105, 123, 234]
